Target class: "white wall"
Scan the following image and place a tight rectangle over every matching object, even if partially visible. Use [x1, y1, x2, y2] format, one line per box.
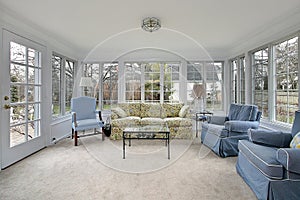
[0, 9, 80, 149]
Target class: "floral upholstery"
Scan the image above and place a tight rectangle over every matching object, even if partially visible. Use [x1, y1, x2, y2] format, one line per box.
[164, 117, 192, 127]
[111, 103, 192, 139]
[140, 103, 162, 118]
[119, 103, 141, 117]
[161, 103, 184, 118]
[140, 117, 165, 125]
[111, 116, 140, 127]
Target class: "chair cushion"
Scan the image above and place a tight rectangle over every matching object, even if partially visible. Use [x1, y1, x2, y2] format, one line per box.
[178, 105, 190, 118]
[238, 140, 283, 179]
[73, 119, 104, 131]
[248, 129, 292, 148]
[290, 132, 300, 149]
[291, 111, 300, 136]
[228, 104, 258, 121]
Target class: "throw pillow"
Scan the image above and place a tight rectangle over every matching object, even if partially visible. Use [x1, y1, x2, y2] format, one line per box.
[290, 132, 300, 149]
[179, 105, 190, 118]
[112, 107, 127, 118]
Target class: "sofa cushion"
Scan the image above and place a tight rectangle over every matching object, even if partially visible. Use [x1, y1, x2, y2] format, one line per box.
[290, 132, 300, 149]
[179, 105, 190, 118]
[118, 103, 141, 117]
[164, 117, 192, 127]
[111, 116, 140, 127]
[140, 117, 164, 125]
[111, 107, 127, 118]
[228, 104, 258, 121]
[238, 140, 283, 179]
[162, 103, 183, 118]
[140, 103, 162, 118]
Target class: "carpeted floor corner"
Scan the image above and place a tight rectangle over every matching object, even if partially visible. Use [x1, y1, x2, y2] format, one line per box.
[0, 137, 256, 200]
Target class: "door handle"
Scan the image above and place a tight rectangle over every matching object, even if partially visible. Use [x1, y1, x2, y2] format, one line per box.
[3, 104, 11, 109]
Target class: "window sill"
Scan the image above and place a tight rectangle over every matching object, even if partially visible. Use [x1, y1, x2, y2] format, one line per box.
[260, 118, 292, 132]
[51, 114, 71, 125]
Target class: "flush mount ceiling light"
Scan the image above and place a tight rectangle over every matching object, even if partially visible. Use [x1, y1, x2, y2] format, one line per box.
[141, 17, 161, 32]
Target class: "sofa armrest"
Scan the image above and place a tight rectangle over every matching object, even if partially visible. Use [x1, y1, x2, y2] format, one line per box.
[277, 148, 300, 174]
[248, 129, 292, 148]
[208, 116, 227, 125]
[224, 121, 259, 132]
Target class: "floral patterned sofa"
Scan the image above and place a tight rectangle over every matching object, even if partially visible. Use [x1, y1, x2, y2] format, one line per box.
[110, 103, 192, 140]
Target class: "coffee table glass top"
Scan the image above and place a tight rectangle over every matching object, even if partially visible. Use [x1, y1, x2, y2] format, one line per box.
[123, 123, 169, 133]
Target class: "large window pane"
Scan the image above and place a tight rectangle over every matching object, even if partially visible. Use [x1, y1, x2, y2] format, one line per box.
[253, 48, 269, 117]
[206, 62, 223, 110]
[102, 63, 118, 109]
[144, 63, 161, 102]
[65, 60, 74, 113]
[52, 55, 62, 117]
[274, 36, 298, 124]
[163, 63, 180, 102]
[125, 63, 141, 102]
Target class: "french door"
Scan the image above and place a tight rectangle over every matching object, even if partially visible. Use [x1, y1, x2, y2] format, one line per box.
[1, 30, 46, 169]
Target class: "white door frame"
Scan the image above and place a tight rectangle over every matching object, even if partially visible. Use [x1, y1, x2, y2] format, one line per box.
[1, 29, 46, 169]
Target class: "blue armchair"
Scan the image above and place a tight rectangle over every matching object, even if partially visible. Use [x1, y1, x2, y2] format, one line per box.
[71, 96, 105, 146]
[201, 103, 261, 157]
[236, 111, 300, 200]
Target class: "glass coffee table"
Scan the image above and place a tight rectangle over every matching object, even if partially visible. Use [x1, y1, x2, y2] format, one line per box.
[123, 123, 170, 159]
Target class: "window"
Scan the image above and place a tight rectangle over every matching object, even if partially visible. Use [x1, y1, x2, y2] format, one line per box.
[206, 62, 223, 110]
[230, 59, 238, 103]
[144, 63, 161, 102]
[187, 62, 204, 103]
[52, 54, 75, 118]
[240, 57, 246, 104]
[83, 63, 118, 109]
[163, 63, 180, 102]
[252, 48, 269, 118]
[10, 41, 42, 146]
[125, 62, 180, 103]
[125, 63, 141, 102]
[102, 63, 118, 109]
[187, 62, 223, 110]
[274, 36, 298, 123]
[230, 56, 246, 104]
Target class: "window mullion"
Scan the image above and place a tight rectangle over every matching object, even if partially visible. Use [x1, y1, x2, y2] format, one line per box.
[269, 44, 275, 122]
[61, 57, 66, 115]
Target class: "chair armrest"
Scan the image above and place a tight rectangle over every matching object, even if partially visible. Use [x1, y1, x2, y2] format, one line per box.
[224, 121, 259, 132]
[248, 129, 292, 148]
[277, 148, 300, 174]
[96, 110, 103, 121]
[72, 112, 77, 127]
[208, 116, 228, 125]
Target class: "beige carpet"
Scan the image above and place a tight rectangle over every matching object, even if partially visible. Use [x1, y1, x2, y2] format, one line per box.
[0, 137, 256, 200]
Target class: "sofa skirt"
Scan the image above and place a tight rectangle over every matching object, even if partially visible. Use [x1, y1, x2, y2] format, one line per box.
[236, 151, 300, 200]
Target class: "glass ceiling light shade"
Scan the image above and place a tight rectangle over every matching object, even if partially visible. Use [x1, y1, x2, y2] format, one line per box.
[141, 17, 161, 32]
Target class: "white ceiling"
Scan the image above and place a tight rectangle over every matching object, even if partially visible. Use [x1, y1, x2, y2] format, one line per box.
[1, 0, 300, 60]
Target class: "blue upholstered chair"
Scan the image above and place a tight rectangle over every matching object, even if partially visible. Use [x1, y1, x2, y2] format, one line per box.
[236, 111, 300, 200]
[201, 103, 261, 157]
[71, 96, 105, 146]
